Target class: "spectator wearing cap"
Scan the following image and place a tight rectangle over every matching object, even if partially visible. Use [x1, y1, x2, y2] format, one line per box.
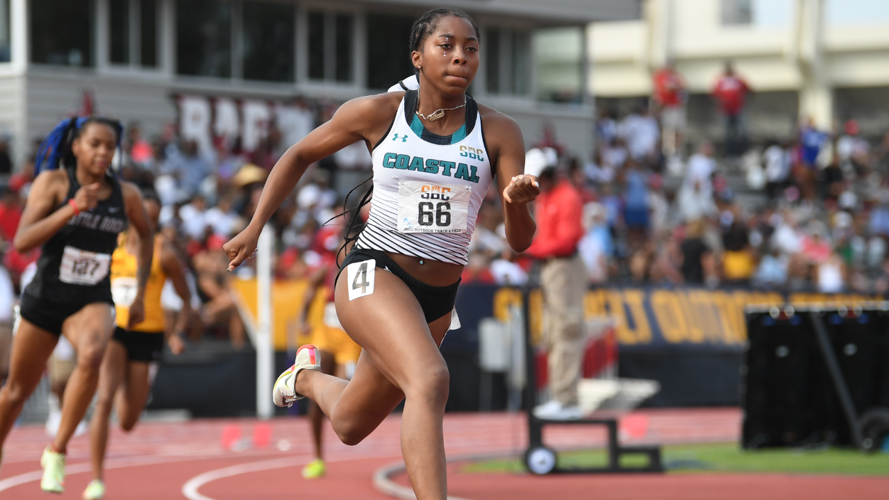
[764, 139, 792, 201]
[619, 104, 660, 165]
[722, 219, 755, 285]
[797, 117, 827, 200]
[623, 161, 650, 250]
[680, 219, 714, 285]
[836, 119, 869, 177]
[712, 61, 751, 156]
[652, 60, 686, 159]
[579, 202, 612, 284]
[525, 165, 586, 421]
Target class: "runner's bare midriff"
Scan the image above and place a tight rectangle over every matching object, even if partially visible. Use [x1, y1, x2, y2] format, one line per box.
[385, 252, 464, 287]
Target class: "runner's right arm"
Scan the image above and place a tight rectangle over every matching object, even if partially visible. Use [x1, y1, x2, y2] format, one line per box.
[224, 93, 400, 270]
[13, 171, 99, 253]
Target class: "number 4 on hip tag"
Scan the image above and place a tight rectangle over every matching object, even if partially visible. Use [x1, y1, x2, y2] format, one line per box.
[347, 259, 376, 301]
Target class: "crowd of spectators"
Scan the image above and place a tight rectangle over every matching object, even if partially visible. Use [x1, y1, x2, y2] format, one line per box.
[542, 83, 889, 296]
[2, 82, 889, 348]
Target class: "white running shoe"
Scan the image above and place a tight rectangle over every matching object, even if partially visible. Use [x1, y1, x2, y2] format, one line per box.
[40, 445, 65, 493]
[533, 400, 584, 421]
[82, 479, 106, 500]
[273, 345, 321, 408]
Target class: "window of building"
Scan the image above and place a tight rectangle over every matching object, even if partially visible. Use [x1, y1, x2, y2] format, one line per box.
[243, 1, 294, 82]
[334, 14, 352, 82]
[32, 0, 95, 67]
[534, 27, 583, 103]
[140, 0, 157, 67]
[307, 11, 324, 80]
[0, 0, 9, 63]
[721, 0, 752, 25]
[827, 0, 889, 25]
[723, 0, 793, 28]
[109, 0, 130, 64]
[366, 13, 414, 90]
[177, 0, 231, 77]
[486, 27, 531, 97]
[109, 0, 159, 68]
[486, 27, 501, 94]
[307, 10, 355, 83]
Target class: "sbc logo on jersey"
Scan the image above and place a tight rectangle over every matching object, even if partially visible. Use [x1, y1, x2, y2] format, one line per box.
[459, 145, 484, 161]
[420, 185, 451, 201]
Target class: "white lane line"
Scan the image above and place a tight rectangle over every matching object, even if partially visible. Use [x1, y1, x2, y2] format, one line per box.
[182, 455, 312, 500]
[0, 454, 191, 492]
[181, 453, 401, 500]
[0, 451, 287, 494]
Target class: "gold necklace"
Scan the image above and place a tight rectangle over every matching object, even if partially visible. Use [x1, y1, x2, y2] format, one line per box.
[415, 89, 466, 122]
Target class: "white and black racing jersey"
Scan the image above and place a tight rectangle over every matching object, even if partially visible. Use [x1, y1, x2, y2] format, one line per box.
[354, 89, 494, 265]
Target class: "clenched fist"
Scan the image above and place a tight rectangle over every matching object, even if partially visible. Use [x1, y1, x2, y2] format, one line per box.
[503, 174, 540, 205]
[73, 183, 101, 213]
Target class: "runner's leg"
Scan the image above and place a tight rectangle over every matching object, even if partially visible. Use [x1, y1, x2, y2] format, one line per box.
[295, 270, 452, 500]
[88, 340, 127, 481]
[53, 303, 114, 453]
[308, 349, 336, 461]
[0, 321, 59, 450]
[114, 360, 153, 431]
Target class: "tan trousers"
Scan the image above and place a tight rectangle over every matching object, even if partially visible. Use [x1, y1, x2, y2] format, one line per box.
[541, 255, 587, 406]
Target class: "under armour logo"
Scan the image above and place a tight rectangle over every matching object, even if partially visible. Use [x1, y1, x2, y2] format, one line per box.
[392, 134, 408, 142]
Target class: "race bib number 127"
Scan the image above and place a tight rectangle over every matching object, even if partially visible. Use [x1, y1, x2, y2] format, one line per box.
[397, 182, 471, 234]
[59, 246, 111, 285]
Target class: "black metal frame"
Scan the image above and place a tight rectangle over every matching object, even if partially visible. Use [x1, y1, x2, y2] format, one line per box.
[808, 311, 865, 448]
[521, 289, 664, 474]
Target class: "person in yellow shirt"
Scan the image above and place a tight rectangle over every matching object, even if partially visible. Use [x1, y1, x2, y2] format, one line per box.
[83, 190, 192, 500]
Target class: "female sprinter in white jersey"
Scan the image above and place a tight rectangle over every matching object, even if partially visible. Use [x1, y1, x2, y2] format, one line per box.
[224, 9, 539, 499]
[0, 118, 153, 494]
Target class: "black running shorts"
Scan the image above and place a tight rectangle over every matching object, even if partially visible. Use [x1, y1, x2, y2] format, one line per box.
[336, 248, 460, 323]
[19, 293, 113, 337]
[112, 327, 164, 363]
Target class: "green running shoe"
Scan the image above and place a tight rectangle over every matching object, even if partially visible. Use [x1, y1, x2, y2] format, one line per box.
[302, 458, 326, 479]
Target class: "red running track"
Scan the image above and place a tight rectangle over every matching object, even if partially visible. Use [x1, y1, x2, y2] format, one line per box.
[0, 408, 885, 499]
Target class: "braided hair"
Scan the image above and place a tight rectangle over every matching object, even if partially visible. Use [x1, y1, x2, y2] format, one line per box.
[408, 8, 480, 71]
[35, 116, 123, 176]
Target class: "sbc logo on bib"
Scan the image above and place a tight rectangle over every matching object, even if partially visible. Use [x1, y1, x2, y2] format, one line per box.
[420, 185, 451, 201]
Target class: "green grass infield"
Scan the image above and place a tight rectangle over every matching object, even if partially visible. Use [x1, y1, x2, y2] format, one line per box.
[461, 442, 889, 476]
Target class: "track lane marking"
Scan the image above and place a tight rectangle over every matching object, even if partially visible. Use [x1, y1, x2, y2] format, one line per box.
[181, 453, 402, 500]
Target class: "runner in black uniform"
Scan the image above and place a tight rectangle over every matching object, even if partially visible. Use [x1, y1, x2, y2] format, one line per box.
[0, 117, 153, 494]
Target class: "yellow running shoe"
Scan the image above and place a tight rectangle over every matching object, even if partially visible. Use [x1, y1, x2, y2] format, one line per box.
[302, 458, 326, 479]
[273, 345, 321, 408]
[40, 445, 65, 493]
[82, 479, 106, 500]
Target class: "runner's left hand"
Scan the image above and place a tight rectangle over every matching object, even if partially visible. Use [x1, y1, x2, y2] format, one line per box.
[168, 333, 186, 355]
[503, 174, 540, 204]
[127, 297, 145, 329]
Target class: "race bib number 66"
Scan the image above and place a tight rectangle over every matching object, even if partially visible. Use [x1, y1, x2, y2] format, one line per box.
[397, 182, 471, 234]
